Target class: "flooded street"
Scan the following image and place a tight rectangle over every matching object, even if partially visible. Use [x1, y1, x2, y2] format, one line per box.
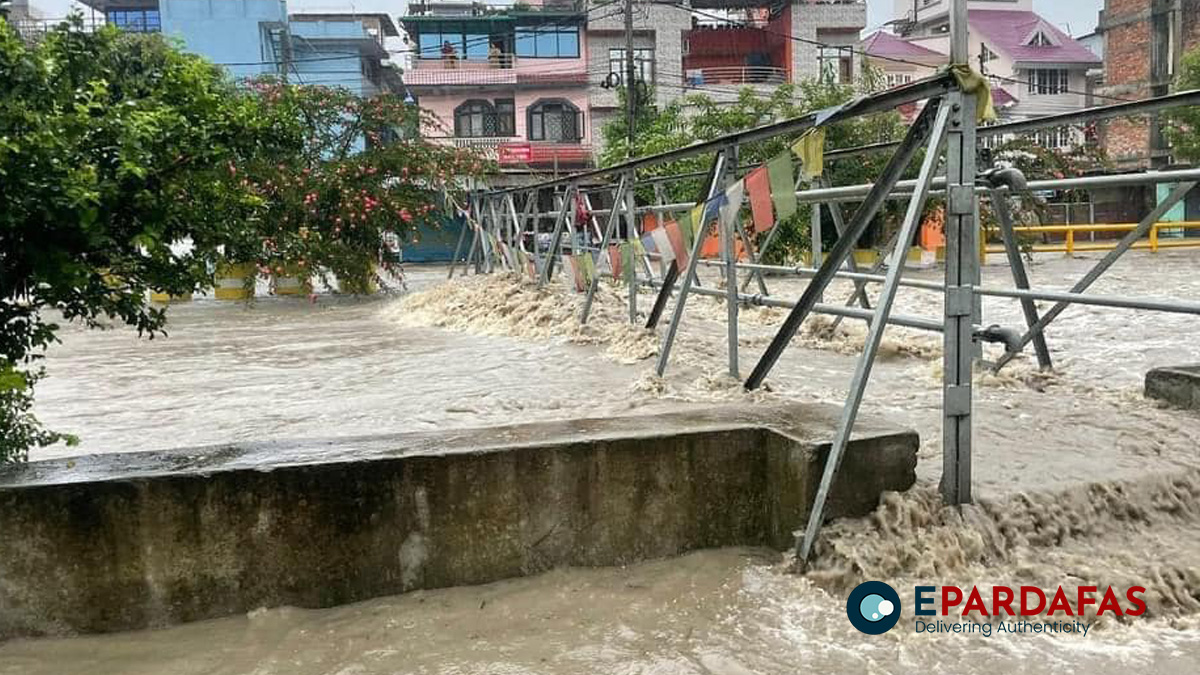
[7, 250, 1200, 673]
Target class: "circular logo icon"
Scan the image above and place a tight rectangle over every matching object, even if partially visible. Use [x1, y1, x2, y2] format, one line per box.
[846, 581, 901, 635]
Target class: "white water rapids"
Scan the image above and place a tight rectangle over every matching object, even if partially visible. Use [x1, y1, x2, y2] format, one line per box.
[4, 251, 1199, 673]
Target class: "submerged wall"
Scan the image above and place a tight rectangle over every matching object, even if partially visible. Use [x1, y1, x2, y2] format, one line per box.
[0, 404, 918, 639]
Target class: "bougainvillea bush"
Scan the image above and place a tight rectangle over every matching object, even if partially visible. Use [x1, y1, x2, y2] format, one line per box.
[241, 78, 491, 292]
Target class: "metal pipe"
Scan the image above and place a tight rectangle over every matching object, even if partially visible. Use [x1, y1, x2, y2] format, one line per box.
[594, 167, 1200, 216]
[641, 279, 944, 332]
[977, 286, 1200, 316]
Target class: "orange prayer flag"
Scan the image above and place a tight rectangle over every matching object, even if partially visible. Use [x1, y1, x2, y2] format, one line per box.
[745, 166, 774, 233]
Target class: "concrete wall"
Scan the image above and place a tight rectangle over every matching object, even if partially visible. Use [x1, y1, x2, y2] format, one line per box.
[791, 2, 867, 83]
[160, 0, 288, 80]
[0, 404, 917, 639]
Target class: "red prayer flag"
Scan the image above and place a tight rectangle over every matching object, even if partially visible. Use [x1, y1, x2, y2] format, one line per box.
[608, 244, 623, 279]
[664, 222, 689, 269]
[745, 166, 775, 233]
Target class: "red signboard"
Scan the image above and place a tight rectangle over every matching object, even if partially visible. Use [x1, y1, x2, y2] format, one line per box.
[498, 142, 532, 163]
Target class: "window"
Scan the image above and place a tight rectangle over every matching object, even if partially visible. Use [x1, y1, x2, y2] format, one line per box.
[455, 100, 495, 138]
[1030, 127, 1076, 149]
[980, 44, 998, 65]
[1027, 68, 1068, 95]
[885, 73, 913, 88]
[454, 99, 515, 138]
[107, 8, 160, 32]
[818, 46, 853, 84]
[418, 23, 508, 61]
[608, 48, 655, 86]
[495, 99, 516, 137]
[528, 99, 582, 142]
[514, 26, 580, 58]
[1029, 31, 1053, 47]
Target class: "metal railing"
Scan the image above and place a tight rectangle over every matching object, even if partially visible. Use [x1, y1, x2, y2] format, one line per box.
[984, 221, 1200, 257]
[684, 66, 788, 86]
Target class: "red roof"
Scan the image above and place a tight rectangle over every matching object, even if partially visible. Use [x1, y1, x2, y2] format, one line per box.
[969, 10, 1100, 66]
[860, 31, 945, 65]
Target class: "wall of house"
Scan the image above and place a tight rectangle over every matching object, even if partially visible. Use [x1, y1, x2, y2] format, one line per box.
[289, 20, 377, 96]
[790, 1, 866, 83]
[419, 88, 593, 142]
[160, 0, 288, 80]
[587, 1, 688, 110]
[1099, 0, 1200, 167]
[894, 0, 1033, 29]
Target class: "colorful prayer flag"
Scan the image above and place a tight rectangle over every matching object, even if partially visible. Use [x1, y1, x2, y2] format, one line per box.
[580, 252, 596, 285]
[719, 179, 745, 227]
[791, 128, 826, 181]
[767, 152, 797, 222]
[745, 166, 775, 233]
[608, 244, 623, 280]
[664, 222, 689, 269]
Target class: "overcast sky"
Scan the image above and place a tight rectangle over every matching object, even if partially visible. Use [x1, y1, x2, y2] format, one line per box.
[32, 0, 1106, 38]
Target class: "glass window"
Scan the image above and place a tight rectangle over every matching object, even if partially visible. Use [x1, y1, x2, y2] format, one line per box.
[528, 100, 581, 142]
[515, 30, 538, 57]
[513, 26, 579, 58]
[455, 100, 496, 138]
[419, 33, 443, 58]
[557, 30, 578, 58]
[465, 33, 488, 60]
[608, 48, 654, 85]
[107, 8, 161, 33]
[1028, 69, 1068, 95]
[495, 99, 516, 137]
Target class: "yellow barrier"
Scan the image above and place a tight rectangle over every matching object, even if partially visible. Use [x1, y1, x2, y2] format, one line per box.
[983, 221, 1200, 259]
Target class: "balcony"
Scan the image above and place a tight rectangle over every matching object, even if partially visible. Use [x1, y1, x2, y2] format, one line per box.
[450, 136, 510, 160]
[684, 66, 788, 87]
[497, 142, 592, 167]
[406, 56, 587, 87]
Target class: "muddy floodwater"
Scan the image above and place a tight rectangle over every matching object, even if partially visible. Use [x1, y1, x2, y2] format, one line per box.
[5, 251, 1200, 673]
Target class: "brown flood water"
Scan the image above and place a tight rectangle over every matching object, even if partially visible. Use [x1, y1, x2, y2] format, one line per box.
[6, 252, 1200, 673]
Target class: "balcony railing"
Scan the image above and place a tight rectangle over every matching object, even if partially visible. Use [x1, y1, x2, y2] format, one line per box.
[450, 136, 511, 160]
[684, 66, 788, 87]
[407, 56, 587, 86]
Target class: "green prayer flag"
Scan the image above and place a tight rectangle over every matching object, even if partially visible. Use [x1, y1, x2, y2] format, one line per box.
[767, 152, 797, 222]
[621, 241, 635, 286]
[580, 253, 596, 284]
[948, 64, 997, 122]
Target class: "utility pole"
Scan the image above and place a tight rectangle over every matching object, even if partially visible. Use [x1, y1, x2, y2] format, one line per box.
[624, 0, 637, 157]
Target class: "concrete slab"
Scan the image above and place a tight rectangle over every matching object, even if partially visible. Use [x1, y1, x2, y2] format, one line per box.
[0, 404, 918, 639]
[1145, 365, 1200, 409]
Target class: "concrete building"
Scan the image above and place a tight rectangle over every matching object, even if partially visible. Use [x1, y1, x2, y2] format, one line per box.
[886, 0, 1100, 148]
[401, 0, 867, 167]
[1097, 0, 1200, 168]
[399, 0, 593, 173]
[69, 0, 403, 95]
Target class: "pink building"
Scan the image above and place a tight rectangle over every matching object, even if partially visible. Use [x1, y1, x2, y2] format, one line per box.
[401, 0, 592, 170]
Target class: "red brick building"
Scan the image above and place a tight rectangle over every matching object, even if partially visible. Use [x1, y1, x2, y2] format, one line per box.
[1098, 0, 1200, 167]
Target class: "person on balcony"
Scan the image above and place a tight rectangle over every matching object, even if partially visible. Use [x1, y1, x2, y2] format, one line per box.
[488, 42, 503, 69]
[441, 40, 458, 69]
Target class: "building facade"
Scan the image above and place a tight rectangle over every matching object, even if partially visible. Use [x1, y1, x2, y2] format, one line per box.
[1097, 0, 1200, 167]
[402, 0, 867, 169]
[884, 0, 1100, 148]
[70, 0, 403, 95]
[400, 0, 593, 173]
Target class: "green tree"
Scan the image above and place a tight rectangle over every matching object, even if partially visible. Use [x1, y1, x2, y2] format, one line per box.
[1165, 46, 1200, 163]
[241, 79, 491, 291]
[0, 19, 272, 460]
[599, 73, 907, 261]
